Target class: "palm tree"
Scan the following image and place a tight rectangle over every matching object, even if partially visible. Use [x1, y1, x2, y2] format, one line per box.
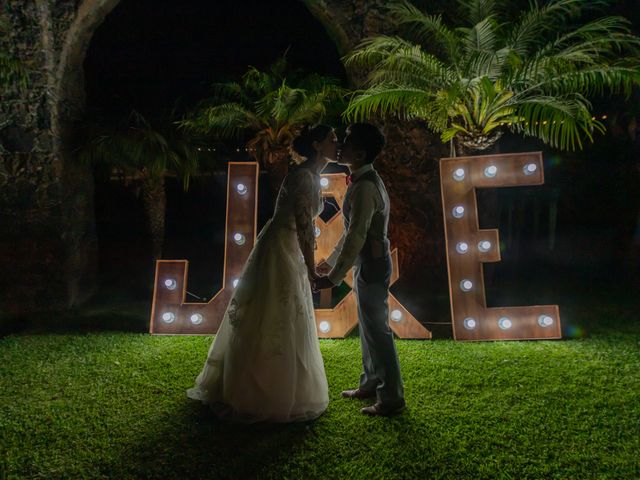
[179, 56, 346, 195]
[344, 0, 640, 156]
[78, 111, 201, 261]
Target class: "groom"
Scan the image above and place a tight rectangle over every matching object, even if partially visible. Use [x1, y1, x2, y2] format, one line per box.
[314, 123, 406, 417]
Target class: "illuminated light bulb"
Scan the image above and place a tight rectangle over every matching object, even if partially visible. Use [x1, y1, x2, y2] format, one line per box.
[523, 163, 537, 176]
[460, 279, 473, 292]
[456, 242, 469, 254]
[319, 321, 331, 333]
[498, 317, 512, 330]
[314, 226, 321, 238]
[236, 183, 248, 195]
[320, 177, 329, 188]
[190, 313, 203, 325]
[484, 165, 498, 178]
[453, 168, 466, 181]
[161, 312, 175, 324]
[478, 240, 492, 252]
[452, 205, 465, 219]
[164, 278, 177, 291]
[232, 279, 239, 288]
[538, 315, 554, 327]
[233, 233, 246, 245]
[391, 309, 403, 322]
[463, 317, 476, 330]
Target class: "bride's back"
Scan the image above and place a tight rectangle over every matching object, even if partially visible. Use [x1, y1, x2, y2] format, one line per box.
[272, 166, 322, 227]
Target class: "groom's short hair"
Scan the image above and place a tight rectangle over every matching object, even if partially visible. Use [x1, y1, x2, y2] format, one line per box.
[346, 123, 386, 164]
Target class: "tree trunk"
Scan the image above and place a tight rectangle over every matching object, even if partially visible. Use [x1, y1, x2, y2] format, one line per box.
[377, 119, 449, 284]
[140, 174, 166, 262]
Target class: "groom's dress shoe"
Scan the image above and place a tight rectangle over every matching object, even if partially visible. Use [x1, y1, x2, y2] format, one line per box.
[361, 401, 406, 417]
[341, 388, 376, 400]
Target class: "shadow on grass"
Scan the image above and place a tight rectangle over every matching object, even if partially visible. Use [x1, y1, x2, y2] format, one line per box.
[96, 400, 316, 480]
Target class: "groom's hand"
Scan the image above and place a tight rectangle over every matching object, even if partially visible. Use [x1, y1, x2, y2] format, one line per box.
[316, 261, 332, 276]
[313, 275, 335, 291]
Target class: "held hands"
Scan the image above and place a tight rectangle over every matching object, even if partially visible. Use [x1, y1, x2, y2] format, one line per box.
[316, 261, 332, 276]
[308, 261, 335, 292]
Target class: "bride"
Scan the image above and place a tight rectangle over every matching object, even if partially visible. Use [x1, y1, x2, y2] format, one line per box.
[187, 124, 338, 423]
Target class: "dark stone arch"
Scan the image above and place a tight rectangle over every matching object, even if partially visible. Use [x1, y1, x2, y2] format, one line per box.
[0, 0, 365, 317]
[54, 0, 353, 130]
[1, 0, 441, 320]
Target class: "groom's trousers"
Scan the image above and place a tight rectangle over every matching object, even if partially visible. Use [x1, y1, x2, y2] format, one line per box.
[354, 253, 404, 406]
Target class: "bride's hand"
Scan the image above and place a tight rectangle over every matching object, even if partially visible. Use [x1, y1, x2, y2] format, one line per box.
[308, 269, 320, 283]
[316, 261, 332, 276]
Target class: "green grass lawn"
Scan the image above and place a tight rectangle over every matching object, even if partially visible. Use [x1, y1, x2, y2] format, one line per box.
[1, 300, 639, 479]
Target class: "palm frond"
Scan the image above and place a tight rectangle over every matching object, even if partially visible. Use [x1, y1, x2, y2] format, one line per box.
[507, 0, 599, 55]
[365, 44, 454, 90]
[388, 1, 461, 64]
[512, 95, 604, 150]
[456, 0, 499, 26]
[344, 35, 418, 70]
[343, 86, 434, 122]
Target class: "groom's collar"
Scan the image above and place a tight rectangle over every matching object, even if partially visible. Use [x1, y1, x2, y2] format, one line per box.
[350, 163, 374, 182]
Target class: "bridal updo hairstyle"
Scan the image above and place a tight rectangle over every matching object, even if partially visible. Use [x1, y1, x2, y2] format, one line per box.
[290, 124, 334, 165]
[345, 122, 386, 164]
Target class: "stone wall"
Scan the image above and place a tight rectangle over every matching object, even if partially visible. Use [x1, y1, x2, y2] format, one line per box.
[0, 0, 444, 316]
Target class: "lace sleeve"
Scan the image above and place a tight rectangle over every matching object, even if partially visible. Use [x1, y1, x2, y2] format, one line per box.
[290, 169, 317, 276]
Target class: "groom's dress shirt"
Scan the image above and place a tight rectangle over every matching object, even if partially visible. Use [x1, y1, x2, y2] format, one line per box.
[326, 163, 390, 285]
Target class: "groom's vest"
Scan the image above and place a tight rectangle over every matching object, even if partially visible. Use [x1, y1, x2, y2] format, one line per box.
[343, 169, 391, 261]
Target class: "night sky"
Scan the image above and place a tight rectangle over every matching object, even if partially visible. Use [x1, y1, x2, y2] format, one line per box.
[83, 0, 346, 119]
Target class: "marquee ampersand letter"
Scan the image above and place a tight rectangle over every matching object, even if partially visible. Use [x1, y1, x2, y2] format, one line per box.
[313, 173, 431, 339]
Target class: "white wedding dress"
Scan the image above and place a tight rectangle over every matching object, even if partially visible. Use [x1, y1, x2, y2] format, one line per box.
[186, 166, 329, 423]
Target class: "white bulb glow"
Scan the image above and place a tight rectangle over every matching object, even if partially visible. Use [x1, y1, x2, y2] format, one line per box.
[319, 321, 331, 333]
[190, 313, 203, 325]
[161, 312, 175, 324]
[460, 279, 473, 292]
[233, 233, 246, 245]
[453, 168, 466, 181]
[478, 240, 492, 252]
[463, 317, 476, 330]
[538, 315, 554, 327]
[164, 278, 177, 290]
[484, 165, 498, 178]
[320, 177, 329, 188]
[452, 205, 465, 219]
[314, 226, 321, 238]
[456, 242, 469, 254]
[232, 279, 239, 288]
[236, 183, 248, 195]
[498, 317, 512, 330]
[523, 163, 538, 175]
[391, 309, 403, 322]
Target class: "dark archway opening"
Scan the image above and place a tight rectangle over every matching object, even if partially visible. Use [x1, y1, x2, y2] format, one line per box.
[82, 0, 347, 307]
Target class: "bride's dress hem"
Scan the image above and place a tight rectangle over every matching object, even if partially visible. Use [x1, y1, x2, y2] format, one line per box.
[186, 387, 328, 424]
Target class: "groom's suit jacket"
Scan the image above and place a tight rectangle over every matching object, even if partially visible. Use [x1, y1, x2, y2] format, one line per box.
[326, 163, 391, 285]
